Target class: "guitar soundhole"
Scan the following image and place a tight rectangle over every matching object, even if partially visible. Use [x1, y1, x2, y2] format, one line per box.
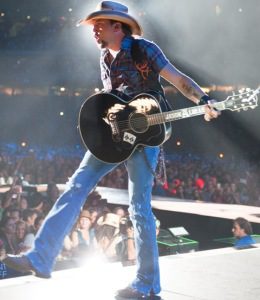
[129, 113, 148, 133]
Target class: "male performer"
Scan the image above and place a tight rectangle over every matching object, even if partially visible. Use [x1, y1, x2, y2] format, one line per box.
[3, 1, 219, 299]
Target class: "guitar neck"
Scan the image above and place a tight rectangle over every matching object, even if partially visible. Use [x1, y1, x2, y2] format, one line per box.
[148, 102, 226, 125]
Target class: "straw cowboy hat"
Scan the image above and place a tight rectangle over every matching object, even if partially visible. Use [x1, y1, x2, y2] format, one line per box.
[78, 1, 143, 36]
[97, 213, 120, 228]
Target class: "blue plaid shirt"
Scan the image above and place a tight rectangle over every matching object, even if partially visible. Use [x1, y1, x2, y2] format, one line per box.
[100, 36, 169, 96]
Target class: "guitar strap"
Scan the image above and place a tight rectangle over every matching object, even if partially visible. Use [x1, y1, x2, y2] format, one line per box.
[131, 38, 146, 68]
[130, 39, 168, 185]
[142, 146, 167, 186]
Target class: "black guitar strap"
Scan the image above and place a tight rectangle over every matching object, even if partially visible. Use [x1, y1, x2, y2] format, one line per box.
[131, 38, 168, 185]
[131, 38, 172, 110]
[130, 38, 146, 66]
[141, 146, 167, 186]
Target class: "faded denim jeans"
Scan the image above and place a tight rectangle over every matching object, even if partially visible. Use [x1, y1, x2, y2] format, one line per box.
[26, 146, 161, 295]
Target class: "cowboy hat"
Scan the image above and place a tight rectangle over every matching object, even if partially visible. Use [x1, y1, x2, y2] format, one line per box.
[97, 213, 120, 228]
[77, 1, 143, 36]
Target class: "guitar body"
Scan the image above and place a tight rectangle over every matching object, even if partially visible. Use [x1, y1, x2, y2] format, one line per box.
[79, 91, 172, 163]
[78, 88, 259, 163]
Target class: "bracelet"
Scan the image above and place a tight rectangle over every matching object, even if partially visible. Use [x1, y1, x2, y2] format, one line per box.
[198, 95, 211, 105]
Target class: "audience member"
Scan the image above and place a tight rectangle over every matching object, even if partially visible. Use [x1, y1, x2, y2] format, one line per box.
[1, 185, 23, 210]
[113, 206, 126, 219]
[232, 217, 256, 249]
[95, 213, 122, 262]
[0, 217, 17, 254]
[18, 196, 29, 212]
[116, 216, 136, 266]
[14, 220, 29, 254]
[88, 208, 99, 227]
[9, 208, 21, 223]
[22, 209, 38, 233]
[0, 239, 6, 261]
[44, 182, 60, 212]
[70, 210, 93, 258]
[21, 215, 46, 252]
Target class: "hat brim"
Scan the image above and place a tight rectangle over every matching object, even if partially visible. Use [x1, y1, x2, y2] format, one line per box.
[78, 10, 143, 36]
[97, 215, 120, 228]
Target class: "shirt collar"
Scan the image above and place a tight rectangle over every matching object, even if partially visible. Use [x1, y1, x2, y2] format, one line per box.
[120, 35, 134, 51]
[101, 35, 135, 57]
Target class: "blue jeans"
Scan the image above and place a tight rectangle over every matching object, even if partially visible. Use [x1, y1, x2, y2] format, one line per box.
[26, 146, 161, 295]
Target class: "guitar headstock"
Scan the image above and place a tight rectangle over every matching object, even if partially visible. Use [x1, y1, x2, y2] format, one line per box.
[223, 88, 259, 112]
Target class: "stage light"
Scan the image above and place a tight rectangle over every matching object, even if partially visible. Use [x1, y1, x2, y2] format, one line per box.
[27, 16, 31, 20]
[138, 11, 146, 17]
[68, 8, 73, 12]
[60, 87, 66, 92]
[21, 142, 27, 147]
[202, 87, 210, 93]
[176, 140, 181, 146]
[59, 111, 64, 116]
[0, 12, 5, 17]
[215, 5, 221, 16]
[218, 153, 224, 159]
[41, 253, 128, 299]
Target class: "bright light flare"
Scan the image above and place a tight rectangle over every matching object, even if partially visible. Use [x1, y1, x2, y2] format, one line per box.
[54, 253, 136, 299]
[218, 152, 224, 159]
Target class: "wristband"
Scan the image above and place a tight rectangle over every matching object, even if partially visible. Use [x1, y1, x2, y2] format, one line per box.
[198, 95, 211, 105]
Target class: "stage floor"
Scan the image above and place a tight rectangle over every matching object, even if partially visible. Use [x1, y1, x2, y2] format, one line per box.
[1, 245, 259, 300]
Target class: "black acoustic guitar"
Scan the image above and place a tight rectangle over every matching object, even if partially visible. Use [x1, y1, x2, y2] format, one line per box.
[78, 88, 259, 163]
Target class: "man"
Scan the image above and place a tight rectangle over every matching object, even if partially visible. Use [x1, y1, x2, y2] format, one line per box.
[232, 217, 256, 249]
[2, 1, 219, 299]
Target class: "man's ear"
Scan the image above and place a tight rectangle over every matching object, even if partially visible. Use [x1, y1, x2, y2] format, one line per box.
[113, 22, 122, 32]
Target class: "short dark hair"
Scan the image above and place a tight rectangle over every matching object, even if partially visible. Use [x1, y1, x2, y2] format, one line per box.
[234, 217, 253, 235]
[23, 209, 37, 221]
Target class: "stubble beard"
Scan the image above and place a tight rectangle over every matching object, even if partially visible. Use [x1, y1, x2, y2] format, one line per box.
[96, 39, 108, 49]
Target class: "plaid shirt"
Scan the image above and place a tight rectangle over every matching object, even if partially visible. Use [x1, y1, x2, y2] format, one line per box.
[100, 36, 169, 96]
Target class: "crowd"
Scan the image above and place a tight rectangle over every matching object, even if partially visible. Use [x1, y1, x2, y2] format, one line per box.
[0, 7, 75, 51]
[1, 145, 259, 279]
[1, 183, 157, 279]
[0, 142, 259, 278]
[0, 145, 259, 207]
[1, 175, 256, 280]
[155, 153, 260, 206]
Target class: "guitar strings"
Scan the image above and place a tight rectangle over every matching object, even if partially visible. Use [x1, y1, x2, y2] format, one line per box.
[116, 115, 163, 131]
[116, 114, 164, 126]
